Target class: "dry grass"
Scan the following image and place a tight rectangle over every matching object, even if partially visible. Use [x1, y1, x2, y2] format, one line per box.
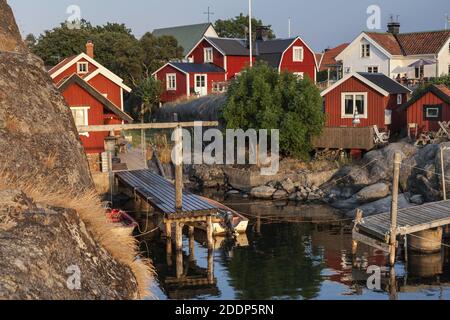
[0, 169, 154, 299]
[43, 152, 58, 170]
[153, 134, 172, 164]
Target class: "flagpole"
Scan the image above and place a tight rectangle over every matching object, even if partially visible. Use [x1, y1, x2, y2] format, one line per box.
[249, 0, 253, 67]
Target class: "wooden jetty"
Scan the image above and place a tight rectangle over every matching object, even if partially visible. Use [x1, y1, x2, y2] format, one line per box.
[352, 152, 450, 266]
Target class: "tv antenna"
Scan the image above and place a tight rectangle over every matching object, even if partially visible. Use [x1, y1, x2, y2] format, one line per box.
[203, 6, 215, 23]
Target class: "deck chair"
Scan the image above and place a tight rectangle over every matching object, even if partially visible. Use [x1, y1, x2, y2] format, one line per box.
[373, 125, 390, 144]
[437, 121, 450, 140]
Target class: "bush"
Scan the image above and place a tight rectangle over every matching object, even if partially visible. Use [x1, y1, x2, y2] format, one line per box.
[222, 62, 325, 159]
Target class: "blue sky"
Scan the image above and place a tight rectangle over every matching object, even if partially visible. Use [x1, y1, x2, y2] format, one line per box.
[8, 0, 450, 51]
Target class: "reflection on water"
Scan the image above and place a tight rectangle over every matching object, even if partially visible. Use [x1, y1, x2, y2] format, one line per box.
[136, 195, 450, 300]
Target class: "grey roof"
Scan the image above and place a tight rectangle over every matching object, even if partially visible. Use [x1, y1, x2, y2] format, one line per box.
[357, 72, 411, 94]
[171, 62, 225, 73]
[255, 38, 297, 68]
[153, 23, 213, 56]
[205, 37, 252, 56]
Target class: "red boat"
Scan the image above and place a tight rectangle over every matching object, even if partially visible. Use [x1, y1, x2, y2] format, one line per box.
[106, 208, 138, 236]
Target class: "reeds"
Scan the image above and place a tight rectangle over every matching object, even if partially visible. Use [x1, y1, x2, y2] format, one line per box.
[0, 168, 154, 299]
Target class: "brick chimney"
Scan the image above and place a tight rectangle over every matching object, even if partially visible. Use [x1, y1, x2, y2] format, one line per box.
[255, 26, 270, 41]
[86, 41, 94, 58]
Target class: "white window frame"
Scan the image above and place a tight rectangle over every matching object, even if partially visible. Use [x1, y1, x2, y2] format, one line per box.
[166, 73, 177, 91]
[397, 94, 403, 105]
[293, 46, 304, 62]
[361, 44, 370, 58]
[367, 66, 379, 73]
[341, 92, 368, 119]
[204, 47, 214, 63]
[293, 72, 304, 79]
[77, 62, 89, 74]
[70, 106, 90, 137]
[426, 107, 440, 118]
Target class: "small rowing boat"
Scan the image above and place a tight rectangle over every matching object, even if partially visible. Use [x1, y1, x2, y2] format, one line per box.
[194, 197, 249, 236]
[106, 208, 138, 237]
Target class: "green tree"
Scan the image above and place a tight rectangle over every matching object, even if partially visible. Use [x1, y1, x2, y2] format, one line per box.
[130, 75, 163, 122]
[214, 13, 276, 39]
[140, 33, 184, 73]
[223, 62, 324, 158]
[412, 74, 450, 99]
[24, 33, 37, 50]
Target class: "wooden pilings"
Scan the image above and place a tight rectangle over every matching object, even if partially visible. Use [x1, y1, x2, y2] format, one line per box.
[441, 146, 447, 201]
[389, 152, 402, 267]
[174, 125, 183, 211]
[206, 216, 214, 250]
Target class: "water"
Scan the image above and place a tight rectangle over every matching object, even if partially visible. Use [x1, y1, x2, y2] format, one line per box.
[136, 195, 450, 300]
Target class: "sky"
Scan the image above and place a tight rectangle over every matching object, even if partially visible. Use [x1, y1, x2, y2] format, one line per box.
[8, 0, 450, 52]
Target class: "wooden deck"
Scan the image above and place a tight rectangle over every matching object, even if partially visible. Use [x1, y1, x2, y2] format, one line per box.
[312, 127, 375, 150]
[354, 200, 450, 245]
[115, 170, 217, 218]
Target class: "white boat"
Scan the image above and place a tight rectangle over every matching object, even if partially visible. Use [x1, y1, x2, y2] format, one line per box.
[195, 197, 249, 236]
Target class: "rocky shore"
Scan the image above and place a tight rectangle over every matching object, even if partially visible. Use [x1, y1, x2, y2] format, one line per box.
[188, 140, 449, 218]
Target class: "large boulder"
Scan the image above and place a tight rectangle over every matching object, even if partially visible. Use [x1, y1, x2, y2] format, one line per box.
[0, 0, 26, 53]
[355, 183, 390, 203]
[346, 194, 414, 217]
[0, 190, 139, 299]
[250, 186, 276, 199]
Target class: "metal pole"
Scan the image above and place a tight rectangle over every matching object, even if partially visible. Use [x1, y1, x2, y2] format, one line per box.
[441, 147, 447, 200]
[288, 17, 291, 38]
[390, 152, 402, 267]
[249, 0, 253, 67]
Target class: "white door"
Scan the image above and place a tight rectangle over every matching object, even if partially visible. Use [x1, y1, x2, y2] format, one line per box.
[194, 74, 207, 96]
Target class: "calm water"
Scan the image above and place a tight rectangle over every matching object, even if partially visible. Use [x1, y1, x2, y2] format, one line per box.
[135, 195, 450, 300]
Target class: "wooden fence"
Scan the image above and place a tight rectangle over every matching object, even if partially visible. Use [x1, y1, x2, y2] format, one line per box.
[312, 127, 375, 150]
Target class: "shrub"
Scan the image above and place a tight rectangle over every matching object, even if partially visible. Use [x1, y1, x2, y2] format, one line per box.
[222, 62, 325, 159]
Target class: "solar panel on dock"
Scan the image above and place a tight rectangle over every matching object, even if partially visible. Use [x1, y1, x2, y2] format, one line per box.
[356, 200, 450, 242]
[115, 170, 217, 216]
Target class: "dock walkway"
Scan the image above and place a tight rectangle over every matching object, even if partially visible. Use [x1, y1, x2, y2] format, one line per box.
[353, 200, 450, 251]
[115, 170, 217, 218]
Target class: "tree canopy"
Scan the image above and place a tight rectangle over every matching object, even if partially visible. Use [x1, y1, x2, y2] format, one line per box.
[30, 21, 183, 85]
[222, 62, 324, 159]
[214, 13, 275, 39]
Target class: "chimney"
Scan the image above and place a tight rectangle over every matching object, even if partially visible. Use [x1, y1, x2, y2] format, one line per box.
[255, 26, 270, 41]
[86, 41, 94, 58]
[387, 15, 400, 35]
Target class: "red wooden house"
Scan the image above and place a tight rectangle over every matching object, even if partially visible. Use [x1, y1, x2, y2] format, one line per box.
[404, 84, 450, 135]
[321, 72, 411, 132]
[154, 28, 319, 103]
[49, 42, 133, 156]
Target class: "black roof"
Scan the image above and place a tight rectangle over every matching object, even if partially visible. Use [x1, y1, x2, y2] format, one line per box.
[171, 62, 225, 73]
[255, 38, 298, 68]
[357, 72, 411, 94]
[205, 37, 253, 56]
[402, 85, 450, 109]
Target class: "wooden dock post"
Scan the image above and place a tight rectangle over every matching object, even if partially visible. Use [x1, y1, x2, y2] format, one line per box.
[175, 222, 183, 252]
[189, 226, 195, 262]
[174, 125, 183, 211]
[176, 250, 183, 279]
[390, 152, 402, 267]
[352, 209, 363, 255]
[441, 147, 447, 201]
[207, 248, 214, 284]
[206, 216, 214, 250]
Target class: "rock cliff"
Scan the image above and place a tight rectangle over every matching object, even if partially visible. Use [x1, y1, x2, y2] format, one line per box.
[0, 0, 151, 299]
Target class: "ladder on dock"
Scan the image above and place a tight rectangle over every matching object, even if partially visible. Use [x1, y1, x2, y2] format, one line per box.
[353, 200, 450, 253]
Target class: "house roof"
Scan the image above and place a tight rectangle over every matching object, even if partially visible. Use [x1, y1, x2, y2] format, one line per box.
[357, 72, 411, 94]
[403, 84, 450, 109]
[170, 62, 225, 74]
[321, 72, 412, 97]
[153, 23, 214, 56]
[205, 37, 252, 56]
[255, 38, 299, 68]
[317, 43, 349, 71]
[48, 55, 77, 76]
[58, 74, 133, 123]
[365, 30, 450, 56]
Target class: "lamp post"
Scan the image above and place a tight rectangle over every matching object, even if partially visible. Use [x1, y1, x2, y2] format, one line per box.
[249, 0, 253, 67]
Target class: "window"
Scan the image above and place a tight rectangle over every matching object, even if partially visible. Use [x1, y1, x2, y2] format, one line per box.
[293, 72, 304, 79]
[166, 73, 176, 90]
[367, 66, 379, 73]
[424, 104, 442, 120]
[341, 93, 367, 118]
[293, 46, 304, 62]
[397, 94, 403, 105]
[204, 47, 213, 63]
[71, 107, 89, 126]
[77, 62, 88, 74]
[415, 66, 424, 79]
[361, 44, 370, 58]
